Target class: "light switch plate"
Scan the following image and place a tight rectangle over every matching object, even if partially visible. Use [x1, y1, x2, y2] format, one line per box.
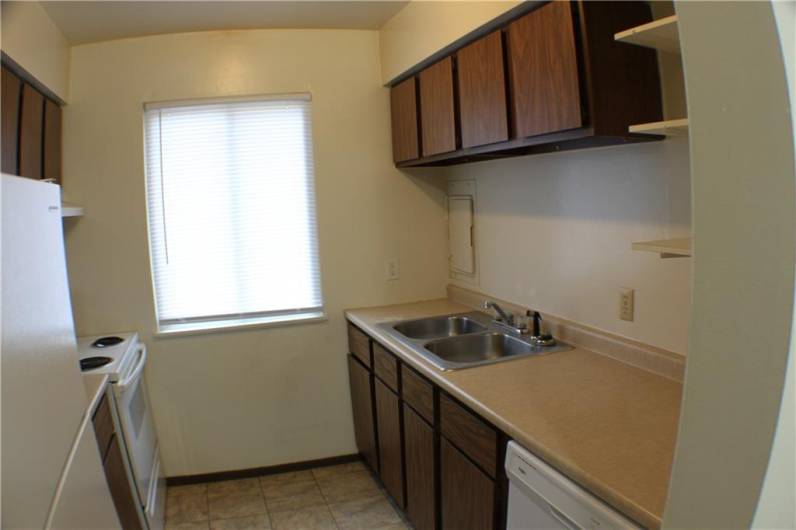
[619, 287, 634, 321]
[385, 259, 399, 281]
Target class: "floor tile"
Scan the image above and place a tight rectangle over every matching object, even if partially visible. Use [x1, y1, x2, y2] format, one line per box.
[315, 469, 383, 505]
[263, 478, 326, 513]
[166, 522, 210, 530]
[208, 492, 267, 520]
[311, 461, 366, 481]
[208, 478, 262, 500]
[268, 505, 338, 530]
[328, 496, 404, 530]
[168, 483, 209, 499]
[167, 493, 209, 524]
[209, 514, 271, 530]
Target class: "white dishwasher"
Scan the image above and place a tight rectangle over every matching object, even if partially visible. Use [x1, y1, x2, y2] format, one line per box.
[505, 441, 640, 530]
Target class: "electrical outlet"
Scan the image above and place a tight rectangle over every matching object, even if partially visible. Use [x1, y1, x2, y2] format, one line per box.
[619, 288, 634, 321]
[385, 259, 399, 281]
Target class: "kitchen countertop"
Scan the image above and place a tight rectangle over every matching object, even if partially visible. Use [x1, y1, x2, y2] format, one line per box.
[82, 372, 110, 415]
[346, 299, 682, 529]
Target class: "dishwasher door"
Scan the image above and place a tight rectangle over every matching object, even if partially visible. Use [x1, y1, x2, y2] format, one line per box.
[505, 441, 640, 530]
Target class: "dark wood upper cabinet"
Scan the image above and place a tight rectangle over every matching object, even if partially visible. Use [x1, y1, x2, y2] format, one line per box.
[441, 438, 495, 530]
[457, 31, 509, 148]
[419, 57, 457, 156]
[404, 404, 436, 530]
[19, 84, 44, 179]
[1, 66, 22, 175]
[390, 77, 420, 163]
[578, 1, 664, 135]
[348, 355, 378, 472]
[375, 378, 405, 508]
[389, 1, 662, 167]
[2, 62, 65, 181]
[43, 99, 62, 183]
[507, 1, 582, 138]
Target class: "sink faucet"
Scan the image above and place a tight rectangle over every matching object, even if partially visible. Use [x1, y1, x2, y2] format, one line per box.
[484, 300, 514, 326]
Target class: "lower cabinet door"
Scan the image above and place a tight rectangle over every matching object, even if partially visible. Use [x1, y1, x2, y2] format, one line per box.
[375, 378, 405, 507]
[441, 438, 494, 530]
[404, 404, 436, 530]
[347, 355, 378, 471]
[104, 435, 145, 530]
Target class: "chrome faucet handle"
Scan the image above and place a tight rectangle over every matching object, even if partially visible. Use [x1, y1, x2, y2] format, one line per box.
[484, 300, 514, 325]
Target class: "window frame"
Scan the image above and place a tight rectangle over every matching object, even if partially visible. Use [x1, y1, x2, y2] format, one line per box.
[142, 93, 325, 336]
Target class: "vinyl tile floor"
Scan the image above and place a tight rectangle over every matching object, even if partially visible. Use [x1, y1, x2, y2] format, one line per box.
[164, 461, 411, 530]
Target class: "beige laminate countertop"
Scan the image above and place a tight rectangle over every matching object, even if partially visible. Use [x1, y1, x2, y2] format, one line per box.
[82, 372, 110, 415]
[346, 299, 682, 530]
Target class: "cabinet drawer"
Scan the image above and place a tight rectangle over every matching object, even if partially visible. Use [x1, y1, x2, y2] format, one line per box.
[441, 394, 497, 477]
[92, 394, 114, 461]
[347, 323, 371, 368]
[402, 366, 434, 423]
[373, 342, 399, 392]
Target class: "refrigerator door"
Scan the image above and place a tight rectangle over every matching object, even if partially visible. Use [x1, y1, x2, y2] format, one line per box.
[46, 412, 121, 529]
[1, 175, 89, 529]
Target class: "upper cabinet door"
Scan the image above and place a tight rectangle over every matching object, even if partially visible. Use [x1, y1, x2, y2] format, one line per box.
[43, 100, 62, 183]
[507, 1, 583, 138]
[419, 57, 457, 156]
[1, 66, 22, 175]
[19, 84, 44, 179]
[390, 77, 420, 163]
[457, 31, 508, 149]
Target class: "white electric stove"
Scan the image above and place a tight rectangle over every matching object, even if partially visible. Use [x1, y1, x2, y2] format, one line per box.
[78, 332, 165, 530]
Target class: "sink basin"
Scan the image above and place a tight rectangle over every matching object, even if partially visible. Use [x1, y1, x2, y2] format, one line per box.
[393, 315, 486, 340]
[424, 332, 536, 364]
[380, 311, 571, 371]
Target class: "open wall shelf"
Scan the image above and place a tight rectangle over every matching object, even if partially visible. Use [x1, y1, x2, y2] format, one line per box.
[632, 238, 691, 258]
[614, 15, 680, 54]
[629, 118, 689, 136]
[61, 203, 84, 217]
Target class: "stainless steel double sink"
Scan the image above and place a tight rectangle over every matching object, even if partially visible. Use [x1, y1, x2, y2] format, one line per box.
[379, 311, 571, 371]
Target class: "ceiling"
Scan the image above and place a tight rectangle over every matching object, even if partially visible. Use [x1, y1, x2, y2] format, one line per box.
[40, 1, 409, 45]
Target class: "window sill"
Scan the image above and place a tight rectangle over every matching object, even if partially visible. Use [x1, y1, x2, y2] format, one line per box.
[154, 311, 327, 338]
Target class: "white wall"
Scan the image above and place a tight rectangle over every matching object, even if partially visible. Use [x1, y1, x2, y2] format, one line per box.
[752, 1, 795, 527]
[0, 1, 70, 100]
[663, 1, 795, 527]
[379, 0, 518, 83]
[63, 29, 448, 476]
[446, 137, 692, 355]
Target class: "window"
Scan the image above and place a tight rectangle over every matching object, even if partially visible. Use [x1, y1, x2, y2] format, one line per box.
[143, 95, 323, 333]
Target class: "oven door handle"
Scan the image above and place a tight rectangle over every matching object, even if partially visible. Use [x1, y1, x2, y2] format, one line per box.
[117, 344, 147, 391]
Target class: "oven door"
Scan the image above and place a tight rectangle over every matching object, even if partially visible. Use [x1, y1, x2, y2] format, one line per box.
[113, 343, 157, 505]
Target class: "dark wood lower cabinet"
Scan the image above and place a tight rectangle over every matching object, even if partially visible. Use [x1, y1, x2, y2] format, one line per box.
[104, 435, 143, 530]
[375, 378, 405, 507]
[348, 355, 378, 472]
[346, 321, 506, 529]
[404, 404, 436, 530]
[441, 438, 495, 530]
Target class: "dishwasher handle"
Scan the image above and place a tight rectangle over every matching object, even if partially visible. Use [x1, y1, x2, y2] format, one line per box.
[549, 504, 581, 530]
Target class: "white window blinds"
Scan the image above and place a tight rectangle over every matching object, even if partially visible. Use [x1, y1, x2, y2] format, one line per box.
[144, 95, 323, 332]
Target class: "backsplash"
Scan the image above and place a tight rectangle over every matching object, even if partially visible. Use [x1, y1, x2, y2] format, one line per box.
[445, 137, 692, 355]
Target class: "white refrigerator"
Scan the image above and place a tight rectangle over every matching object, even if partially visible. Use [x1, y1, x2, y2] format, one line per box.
[1, 174, 120, 529]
